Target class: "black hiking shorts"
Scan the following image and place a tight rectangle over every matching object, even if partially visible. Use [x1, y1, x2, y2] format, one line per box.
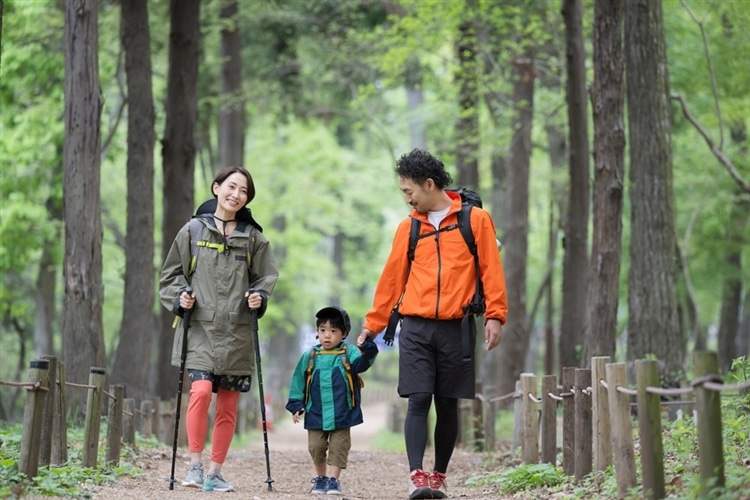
[397, 316, 476, 399]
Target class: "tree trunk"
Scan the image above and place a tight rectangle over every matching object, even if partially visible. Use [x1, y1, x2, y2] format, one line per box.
[717, 123, 749, 372]
[454, 0, 479, 189]
[63, 0, 105, 418]
[155, 0, 201, 399]
[625, 0, 683, 381]
[584, 0, 625, 363]
[34, 196, 62, 358]
[560, 0, 590, 369]
[546, 124, 566, 375]
[405, 54, 427, 151]
[219, 0, 244, 169]
[111, 0, 156, 402]
[495, 57, 534, 406]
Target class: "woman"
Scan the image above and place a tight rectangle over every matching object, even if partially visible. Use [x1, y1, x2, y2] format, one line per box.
[159, 166, 279, 492]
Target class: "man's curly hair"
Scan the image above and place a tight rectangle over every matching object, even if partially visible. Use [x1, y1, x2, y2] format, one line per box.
[395, 149, 453, 189]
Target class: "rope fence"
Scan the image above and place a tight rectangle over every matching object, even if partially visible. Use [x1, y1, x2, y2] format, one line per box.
[448, 350, 750, 498]
[0, 356, 185, 479]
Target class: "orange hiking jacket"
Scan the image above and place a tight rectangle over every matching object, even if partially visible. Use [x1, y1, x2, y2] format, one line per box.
[364, 192, 507, 333]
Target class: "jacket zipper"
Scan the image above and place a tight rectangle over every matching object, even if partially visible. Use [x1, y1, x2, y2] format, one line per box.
[434, 226, 442, 319]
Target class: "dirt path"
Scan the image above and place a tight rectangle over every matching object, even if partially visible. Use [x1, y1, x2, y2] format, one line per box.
[89, 402, 510, 499]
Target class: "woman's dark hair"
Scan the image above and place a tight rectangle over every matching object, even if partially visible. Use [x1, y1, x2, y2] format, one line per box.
[212, 166, 256, 204]
[395, 149, 453, 189]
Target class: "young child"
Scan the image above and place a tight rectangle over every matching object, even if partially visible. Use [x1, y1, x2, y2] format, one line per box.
[286, 306, 378, 495]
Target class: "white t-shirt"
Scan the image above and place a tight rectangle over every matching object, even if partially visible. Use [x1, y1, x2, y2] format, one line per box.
[427, 206, 450, 230]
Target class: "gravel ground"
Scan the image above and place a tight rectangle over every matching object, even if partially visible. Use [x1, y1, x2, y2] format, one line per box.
[86, 402, 513, 499]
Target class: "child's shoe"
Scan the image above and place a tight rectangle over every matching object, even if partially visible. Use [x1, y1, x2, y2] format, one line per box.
[203, 471, 235, 492]
[310, 476, 329, 494]
[326, 477, 342, 495]
[181, 462, 204, 488]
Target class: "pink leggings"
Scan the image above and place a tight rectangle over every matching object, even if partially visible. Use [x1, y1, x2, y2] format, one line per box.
[186, 380, 240, 464]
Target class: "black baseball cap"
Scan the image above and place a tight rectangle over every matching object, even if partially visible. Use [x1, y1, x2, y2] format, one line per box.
[315, 306, 351, 335]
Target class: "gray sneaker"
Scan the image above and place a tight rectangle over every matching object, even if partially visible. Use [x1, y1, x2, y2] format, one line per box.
[182, 463, 204, 488]
[203, 472, 235, 492]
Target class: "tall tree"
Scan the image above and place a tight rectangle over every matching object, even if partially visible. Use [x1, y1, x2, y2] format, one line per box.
[110, 0, 156, 402]
[717, 123, 749, 372]
[583, 0, 625, 362]
[62, 0, 105, 416]
[559, 0, 590, 369]
[625, 0, 683, 380]
[454, 0, 479, 188]
[155, 0, 201, 399]
[218, 0, 244, 168]
[495, 51, 535, 404]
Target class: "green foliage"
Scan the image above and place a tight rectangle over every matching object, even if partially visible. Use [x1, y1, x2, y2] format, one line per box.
[0, 422, 141, 498]
[465, 462, 566, 494]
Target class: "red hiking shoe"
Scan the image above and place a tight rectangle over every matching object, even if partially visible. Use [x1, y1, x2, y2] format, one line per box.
[428, 471, 447, 499]
[408, 469, 432, 499]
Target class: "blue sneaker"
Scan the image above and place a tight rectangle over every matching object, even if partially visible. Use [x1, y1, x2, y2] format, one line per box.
[326, 477, 342, 495]
[310, 476, 329, 494]
[203, 472, 235, 492]
[181, 462, 204, 488]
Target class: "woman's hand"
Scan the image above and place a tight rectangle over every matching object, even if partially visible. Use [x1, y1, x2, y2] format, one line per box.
[245, 290, 263, 310]
[179, 289, 196, 310]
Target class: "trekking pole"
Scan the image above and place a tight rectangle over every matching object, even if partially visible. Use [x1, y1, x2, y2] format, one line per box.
[248, 290, 274, 491]
[168, 286, 193, 490]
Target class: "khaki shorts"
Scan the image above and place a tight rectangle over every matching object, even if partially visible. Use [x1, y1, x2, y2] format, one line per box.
[307, 428, 351, 469]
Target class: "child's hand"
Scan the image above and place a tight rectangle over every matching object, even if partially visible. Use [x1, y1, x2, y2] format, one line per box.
[292, 409, 303, 423]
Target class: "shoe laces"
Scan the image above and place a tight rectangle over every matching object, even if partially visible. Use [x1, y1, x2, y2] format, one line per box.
[429, 471, 447, 489]
[208, 472, 226, 483]
[410, 469, 430, 488]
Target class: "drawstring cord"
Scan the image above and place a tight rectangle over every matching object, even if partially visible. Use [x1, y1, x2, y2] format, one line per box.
[213, 214, 235, 254]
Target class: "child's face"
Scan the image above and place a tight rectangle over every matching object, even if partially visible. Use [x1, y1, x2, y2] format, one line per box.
[317, 320, 345, 349]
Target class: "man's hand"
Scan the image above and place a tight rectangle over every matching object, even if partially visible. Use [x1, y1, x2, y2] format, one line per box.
[357, 328, 376, 347]
[484, 319, 503, 351]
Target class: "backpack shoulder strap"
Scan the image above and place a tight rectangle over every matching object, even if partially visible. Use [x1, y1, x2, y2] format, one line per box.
[188, 218, 203, 278]
[457, 204, 477, 257]
[407, 217, 421, 262]
[304, 349, 318, 404]
[338, 349, 364, 407]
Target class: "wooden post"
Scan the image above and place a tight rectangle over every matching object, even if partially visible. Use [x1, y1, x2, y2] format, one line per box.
[636, 360, 665, 499]
[150, 396, 161, 440]
[106, 385, 124, 465]
[139, 400, 153, 439]
[512, 380, 522, 450]
[458, 399, 472, 448]
[574, 368, 592, 482]
[484, 385, 496, 451]
[606, 362, 636, 498]
[693, 351, 725, 490]
[51, 361, 68, 465]
[82, 367, 106, 468]
[123, 398, 136, 447]
[160, 399, 174, 445]
[472, 381, 484, 452]
[562, 367, 576, 475]
[520, 373, 538, 464]
[18, 359, 50, 478]
[541, 374, 558, 464]
[591, 356, 612, 471]
[39, 355, 58, 467]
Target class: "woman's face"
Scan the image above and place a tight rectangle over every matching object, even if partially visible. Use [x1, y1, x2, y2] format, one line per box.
[213, 172, 249, 213]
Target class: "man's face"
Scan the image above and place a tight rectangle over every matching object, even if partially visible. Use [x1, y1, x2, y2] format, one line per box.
[399, 177, 434, 214]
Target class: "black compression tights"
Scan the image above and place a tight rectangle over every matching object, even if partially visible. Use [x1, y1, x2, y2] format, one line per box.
[404, 393, 458, 473]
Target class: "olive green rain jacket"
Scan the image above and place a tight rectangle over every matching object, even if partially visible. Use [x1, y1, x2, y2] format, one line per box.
[159, 215, 279, 376]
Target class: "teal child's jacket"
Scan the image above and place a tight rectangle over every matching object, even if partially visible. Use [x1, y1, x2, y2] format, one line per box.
[286, 339, 378, 431]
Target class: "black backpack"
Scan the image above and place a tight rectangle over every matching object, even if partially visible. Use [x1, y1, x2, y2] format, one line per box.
[383, 187, 486, 360]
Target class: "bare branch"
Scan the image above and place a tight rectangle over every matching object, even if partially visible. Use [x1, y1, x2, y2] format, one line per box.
[680, 0, 724, 148]
[671, 93, 750, 194]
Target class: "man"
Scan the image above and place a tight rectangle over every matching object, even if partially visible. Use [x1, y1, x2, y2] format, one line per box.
[357, 149, 507, 499]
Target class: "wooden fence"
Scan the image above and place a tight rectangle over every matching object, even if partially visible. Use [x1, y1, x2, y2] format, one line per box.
[451, 350, 750, 498]
[0, 355, 182, 479]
